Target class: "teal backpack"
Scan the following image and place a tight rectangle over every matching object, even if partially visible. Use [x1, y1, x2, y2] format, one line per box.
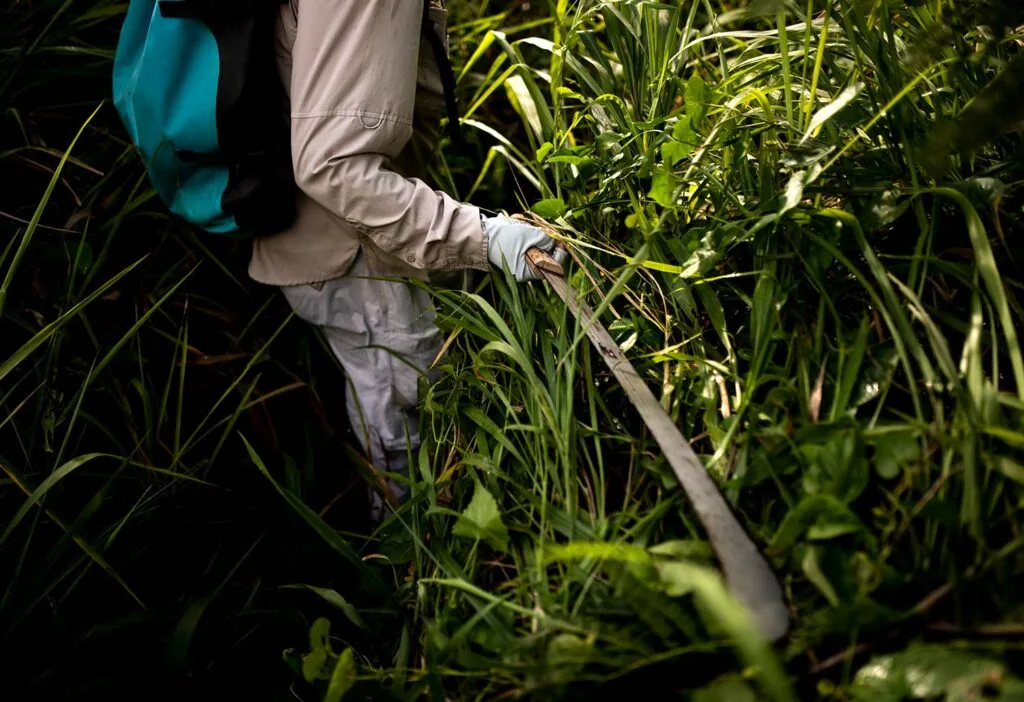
[112, 0, 461, 238]
[112, 0, 296, 237]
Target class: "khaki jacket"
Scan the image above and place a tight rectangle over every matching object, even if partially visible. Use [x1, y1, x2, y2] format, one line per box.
[249, 0, 490, 286]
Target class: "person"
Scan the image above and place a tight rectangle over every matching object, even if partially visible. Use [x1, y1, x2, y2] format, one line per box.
[247, 0, 566, 519]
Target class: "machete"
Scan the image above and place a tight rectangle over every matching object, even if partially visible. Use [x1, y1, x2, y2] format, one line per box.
[526, 247, 790, 643]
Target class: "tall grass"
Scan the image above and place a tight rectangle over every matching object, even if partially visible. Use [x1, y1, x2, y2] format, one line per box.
[2, 0, 1023, 700]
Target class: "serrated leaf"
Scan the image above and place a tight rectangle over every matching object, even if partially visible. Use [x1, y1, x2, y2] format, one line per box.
[452, 482, 509, 552]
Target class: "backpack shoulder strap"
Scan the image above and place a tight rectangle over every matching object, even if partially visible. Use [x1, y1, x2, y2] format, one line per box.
[422, 0, 464, 148]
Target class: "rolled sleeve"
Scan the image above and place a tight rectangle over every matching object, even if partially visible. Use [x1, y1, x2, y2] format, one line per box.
[289, 0, 489, 272]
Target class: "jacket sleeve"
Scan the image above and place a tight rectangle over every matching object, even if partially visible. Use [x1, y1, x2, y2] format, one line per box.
[288, 0, 489, 272]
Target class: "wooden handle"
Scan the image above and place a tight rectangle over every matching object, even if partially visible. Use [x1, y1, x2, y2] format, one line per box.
[526, 247, 566, 277]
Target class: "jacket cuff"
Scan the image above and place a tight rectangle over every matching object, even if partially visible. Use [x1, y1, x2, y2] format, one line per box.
[449, 204, 490, 271]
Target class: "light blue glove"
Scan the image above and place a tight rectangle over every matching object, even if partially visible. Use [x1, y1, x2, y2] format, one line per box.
[483, 215, 569, 282]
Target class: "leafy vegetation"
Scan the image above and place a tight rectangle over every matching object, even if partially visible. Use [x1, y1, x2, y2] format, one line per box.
[2, 0, 1023, 700]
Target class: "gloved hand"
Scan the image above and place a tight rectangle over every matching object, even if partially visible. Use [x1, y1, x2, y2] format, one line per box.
[483, 215, 569, 282]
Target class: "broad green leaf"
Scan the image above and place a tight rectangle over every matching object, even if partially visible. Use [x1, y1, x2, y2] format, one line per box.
[873, 431, 920, 480]
[661, 138, 693, 166]
[302, 647, 327, 683]
[955, 176, 1007, 209]
[686, 73, 710, 125]
[772, 494, 867, 552]
[452, 482, 509, 553]
[802, 427, 870, 503]
[325, 648, 357, 702]
[310, 617, 332, 653]
[862, 190, 910, 232]
[851, 645, 1024, 701]
[531, 198, 567, 219]
[649, 168, 678, 208]
[303, 618, 333, 682]
[780, 164, 822, 214]
[673, 116, 699, 149]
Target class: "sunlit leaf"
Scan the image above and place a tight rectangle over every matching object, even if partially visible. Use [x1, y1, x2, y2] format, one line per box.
[662, 138, 693, 166]
[686, 74, 710, 125]
[452, 481, 509, 553]
[802, 82, 864, 143]
[325, 648, 357, 702]
[649, 167, 678, 208]
[851, 645, 1024, 701]
[532, 198, 567, 219]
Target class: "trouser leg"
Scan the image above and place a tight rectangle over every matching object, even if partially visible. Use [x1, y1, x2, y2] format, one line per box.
[281, 252, 442, 509]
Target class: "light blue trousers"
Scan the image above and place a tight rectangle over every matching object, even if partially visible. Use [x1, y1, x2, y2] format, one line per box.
[281, 252, 443, 510]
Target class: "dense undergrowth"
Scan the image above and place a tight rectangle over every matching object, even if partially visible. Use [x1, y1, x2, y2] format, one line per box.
[2, 0, 1024, 700]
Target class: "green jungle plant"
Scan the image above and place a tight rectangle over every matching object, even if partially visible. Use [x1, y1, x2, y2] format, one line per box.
[2, 1, 1022, 700]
